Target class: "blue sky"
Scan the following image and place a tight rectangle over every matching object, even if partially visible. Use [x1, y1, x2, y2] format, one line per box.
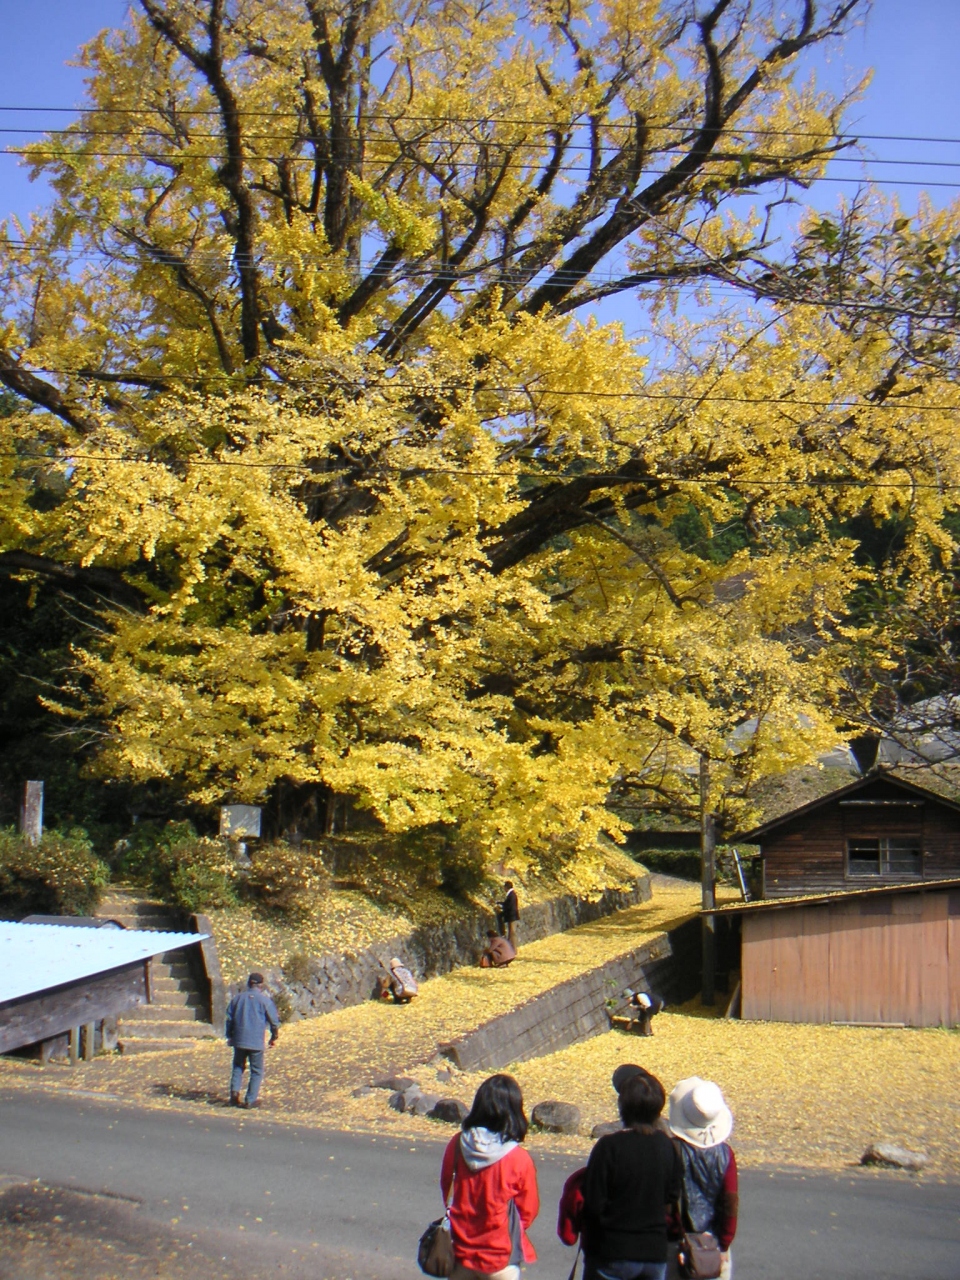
[0, 2, 957, 247]
[2, 0, 958, 219]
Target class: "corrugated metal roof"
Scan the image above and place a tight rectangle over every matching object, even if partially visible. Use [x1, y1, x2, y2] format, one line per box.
[702, 876, 960, 916]
[0, 922, 207, 1004]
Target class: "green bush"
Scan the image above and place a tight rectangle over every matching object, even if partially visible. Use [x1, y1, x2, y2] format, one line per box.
[0, 827, 109, 916]
[284, 950, 315, 984]
[246, 842, 329, 920]
[158, 834, 239, 912]
[113, 820, 239, 911]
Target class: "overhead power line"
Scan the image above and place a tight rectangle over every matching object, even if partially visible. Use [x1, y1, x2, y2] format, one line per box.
[4, 446, 960, 493]
[1, 237, 957, 319]
[5, 365, 960, 412]
[1, 106, 960, 148]
[3, 125, 960, 172]
[3, 145, 957, 189]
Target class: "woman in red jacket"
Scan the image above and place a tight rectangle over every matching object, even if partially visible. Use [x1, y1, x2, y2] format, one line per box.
[440, 1074, 540, 1280]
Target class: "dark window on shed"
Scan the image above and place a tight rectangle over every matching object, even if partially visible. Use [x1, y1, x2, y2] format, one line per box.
[846, 838, 922, 878]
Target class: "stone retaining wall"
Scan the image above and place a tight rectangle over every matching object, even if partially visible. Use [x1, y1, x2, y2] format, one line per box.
[437, 917, 701, 1071]
[254, 874, 653, 1022]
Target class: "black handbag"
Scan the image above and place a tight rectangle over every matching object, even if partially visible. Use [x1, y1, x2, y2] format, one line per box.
[418, 1155, 457, 1276]
[418, 1218, 455, 1277]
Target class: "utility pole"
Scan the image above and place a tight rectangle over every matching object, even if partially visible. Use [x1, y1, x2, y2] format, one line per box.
[700, 754, 716, 1006]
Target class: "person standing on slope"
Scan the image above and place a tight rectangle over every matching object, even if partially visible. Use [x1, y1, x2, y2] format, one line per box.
[498, 882, 520, 949]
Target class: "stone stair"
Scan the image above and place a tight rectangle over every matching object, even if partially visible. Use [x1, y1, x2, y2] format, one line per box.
[98, 890, 219, 1055]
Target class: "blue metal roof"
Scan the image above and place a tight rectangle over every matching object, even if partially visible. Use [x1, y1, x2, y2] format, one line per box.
[0, 921, 208, 1004]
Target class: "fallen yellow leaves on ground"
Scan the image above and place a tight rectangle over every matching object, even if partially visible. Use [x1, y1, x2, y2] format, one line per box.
[208, 845, 644, 983]
[5, 878, 956, 1176]
[210, 890, 413, 985]
[450, 1012, 960, 1174]
[0, 883, 700, 1111]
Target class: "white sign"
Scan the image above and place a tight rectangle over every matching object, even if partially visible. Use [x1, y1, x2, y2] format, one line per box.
[219, 805, 262, 838]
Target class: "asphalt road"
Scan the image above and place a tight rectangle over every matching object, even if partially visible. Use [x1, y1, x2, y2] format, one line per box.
[1, 1086, 958, 1279]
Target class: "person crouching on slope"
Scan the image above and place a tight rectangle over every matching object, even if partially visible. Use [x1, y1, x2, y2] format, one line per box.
[440, 1074, 540, 1280]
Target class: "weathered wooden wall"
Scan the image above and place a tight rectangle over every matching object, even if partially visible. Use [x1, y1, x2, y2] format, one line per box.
[0, 961, 148, 1053]
[742, 888, 960, 1026]
[762, 778, 960, 897]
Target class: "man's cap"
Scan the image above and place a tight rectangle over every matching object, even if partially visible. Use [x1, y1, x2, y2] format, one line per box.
[248, 972, 264, 986]
[612, 1063, 653, 1094]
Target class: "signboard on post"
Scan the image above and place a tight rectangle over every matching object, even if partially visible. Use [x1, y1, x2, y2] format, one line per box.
[219, 805, 262, 839]
[21, 781, 43, 847]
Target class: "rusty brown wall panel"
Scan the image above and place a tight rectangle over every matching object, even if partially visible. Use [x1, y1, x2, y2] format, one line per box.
[742, 914, 775, 1021]
[744, 891, 959, 1026]
[949, 913, 960, 1026]
[863, 915, 894, 1024]
[800, 909, 832, 1022]
[888, 907, 921, 1024]
[826, 908, 863, 1024]
[920, 894, 950, 1026]
[769, 912, 806, 1021]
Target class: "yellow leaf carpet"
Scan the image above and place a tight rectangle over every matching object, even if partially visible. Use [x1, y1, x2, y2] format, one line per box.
[4, 881, 958, 1174]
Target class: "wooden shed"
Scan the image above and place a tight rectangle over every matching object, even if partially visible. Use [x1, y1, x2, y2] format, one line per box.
[0, 921, 209, 1059]
[739, 771, 960, 898]
[709, 879, 960, 1027]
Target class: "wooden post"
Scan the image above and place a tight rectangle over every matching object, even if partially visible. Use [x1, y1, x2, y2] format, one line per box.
[20, 781, 43, 846]
[700, 755, 717, 1007]
[83, 1021, 96, 1061]
[68, 1026, 80, 1066]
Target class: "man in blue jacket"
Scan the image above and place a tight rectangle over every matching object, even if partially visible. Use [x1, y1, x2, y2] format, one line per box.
[225, 972, 280, 1108]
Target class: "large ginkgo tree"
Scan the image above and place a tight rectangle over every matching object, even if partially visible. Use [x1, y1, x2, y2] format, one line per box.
[2, 0, 959, 881]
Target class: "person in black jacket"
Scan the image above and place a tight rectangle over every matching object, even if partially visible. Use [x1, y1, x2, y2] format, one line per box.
[582, 1071, 681, 1280]
[498, 881, 520, 948]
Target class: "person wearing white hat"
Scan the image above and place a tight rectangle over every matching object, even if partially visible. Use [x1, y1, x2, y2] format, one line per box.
[667, 1078, 738, 1279]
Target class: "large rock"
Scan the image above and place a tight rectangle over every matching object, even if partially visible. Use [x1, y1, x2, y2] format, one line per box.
[410, 1092, 442, 1117]
[394, 1085, 424, 1113]
[532, 1101, 581, 1135]
[429, 1097, 469, 1125]
[373, 1074, 418, 1091]
[388, 1087, 423, 1114]
[861, 1143, 929, 1171]
[591, 1120, 623, 1139]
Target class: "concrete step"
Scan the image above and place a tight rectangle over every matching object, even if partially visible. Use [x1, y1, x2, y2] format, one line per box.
[134, 1001, 206, 1021]
[117, 1039, 198, 1056]
[109, 917, 177, 926]
[117, 1019, 217, 1039]
[153, 961, 193, 980]
[150, 978, 201, 1000]
[99, 897, 186, 932]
